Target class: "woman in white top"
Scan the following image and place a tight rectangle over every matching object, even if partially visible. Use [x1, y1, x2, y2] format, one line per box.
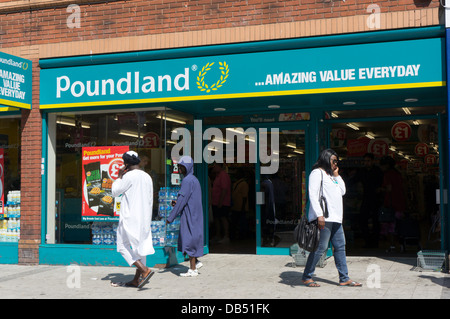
[302, 149, 362, 288]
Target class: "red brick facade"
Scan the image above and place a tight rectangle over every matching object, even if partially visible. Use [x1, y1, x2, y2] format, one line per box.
[0, 0, 441, 49]
[0, 0, 442, 264]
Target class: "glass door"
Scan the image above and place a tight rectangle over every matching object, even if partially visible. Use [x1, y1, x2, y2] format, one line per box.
[256, 124, 308, 255]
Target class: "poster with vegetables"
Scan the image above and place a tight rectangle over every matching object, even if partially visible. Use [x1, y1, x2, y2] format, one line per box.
[81, 146, 129, 222]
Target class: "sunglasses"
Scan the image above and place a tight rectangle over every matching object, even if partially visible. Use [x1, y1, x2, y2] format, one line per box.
[332, 159, 339, 165]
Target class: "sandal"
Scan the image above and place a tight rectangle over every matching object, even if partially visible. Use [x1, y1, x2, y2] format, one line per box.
[339, 280, 362, 287]
[302, 280, 320, 287]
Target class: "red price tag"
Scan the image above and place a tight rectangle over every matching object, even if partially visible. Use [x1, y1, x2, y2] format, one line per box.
[424, 154, 436, 165]
[109, 158, 124, 180]
[391, 122, 411, 142]
[143, 132, 159, 148]
[414, 143, 429, 157]
[368, 139, 388, 157]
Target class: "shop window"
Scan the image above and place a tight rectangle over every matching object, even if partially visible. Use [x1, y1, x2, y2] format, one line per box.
[0, 118, 21, 243]
[329, 114, 442, 253]
[50, 108, 192, 245]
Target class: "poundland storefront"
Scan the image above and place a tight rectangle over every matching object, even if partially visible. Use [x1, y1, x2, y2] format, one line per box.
[38, 26, 449, 266]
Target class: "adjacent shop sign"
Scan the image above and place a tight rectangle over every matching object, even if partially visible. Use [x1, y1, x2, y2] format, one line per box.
[0, 51, 32, 109]
[81, 145, 129, 222]
[39, 38, 445, 109]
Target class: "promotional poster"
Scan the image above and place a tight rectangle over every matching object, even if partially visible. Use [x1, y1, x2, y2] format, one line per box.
[81, 146, 129, 222]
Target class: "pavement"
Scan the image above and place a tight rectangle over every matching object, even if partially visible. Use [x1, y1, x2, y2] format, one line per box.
[0, 254, 449, 302]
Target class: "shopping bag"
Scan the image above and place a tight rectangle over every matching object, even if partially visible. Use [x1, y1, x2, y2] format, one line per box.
[293, 214, 320, 252]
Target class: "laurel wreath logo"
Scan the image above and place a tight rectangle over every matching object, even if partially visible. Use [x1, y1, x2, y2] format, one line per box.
[197, 61, 229, 93]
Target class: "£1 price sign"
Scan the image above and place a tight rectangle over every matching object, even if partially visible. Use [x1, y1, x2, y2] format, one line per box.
[414, 143, 429, 157]
[143, 132, 159, 148]
[368, 139, 389, 157]
[424, 154, 436, 165]
[391, 122, 411, 142]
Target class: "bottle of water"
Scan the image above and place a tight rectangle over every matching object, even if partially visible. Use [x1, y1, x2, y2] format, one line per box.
[103, 234, 112, 245]
[92, 234, 101, 245]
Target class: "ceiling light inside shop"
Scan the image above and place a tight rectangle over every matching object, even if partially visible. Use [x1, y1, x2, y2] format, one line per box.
[294, 149, 304, 154]
[267, 105, 280, 109]
[365, 133, 375, 139]
[155, 115, 187, 124]
[286, 142, 297, 149]
[56, 119, 90, 129]
[412, 120, 420, 125]
[404, 98, 418, 103]
[346, 123, 359, 130]
[402, 107, 411, 115]
[214, 107, 226, 112]
[343, 101, 356, 105]
[331, 112, 339, 118]
[118, 129, 139, 138]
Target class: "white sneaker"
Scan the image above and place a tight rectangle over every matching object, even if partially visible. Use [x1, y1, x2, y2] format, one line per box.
[180, 269, 198, 277]
[196, 261, 203, 270]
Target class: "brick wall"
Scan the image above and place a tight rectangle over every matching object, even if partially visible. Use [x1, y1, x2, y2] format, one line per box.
[0, 0, 442, 49]
[18, 58, 41, 265]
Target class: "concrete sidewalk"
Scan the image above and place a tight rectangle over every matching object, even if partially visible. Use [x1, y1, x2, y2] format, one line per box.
[0, 254, 449, 299]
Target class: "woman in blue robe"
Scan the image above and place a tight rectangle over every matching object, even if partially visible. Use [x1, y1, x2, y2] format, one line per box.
[167, 156, 204, 277]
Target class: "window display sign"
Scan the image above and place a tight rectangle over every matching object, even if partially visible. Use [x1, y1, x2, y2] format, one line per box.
[0, 51, 32, 109]
[81, 145, 129, 221]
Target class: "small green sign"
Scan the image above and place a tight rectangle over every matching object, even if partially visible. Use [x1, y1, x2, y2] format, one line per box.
[0, 51, 32, 109]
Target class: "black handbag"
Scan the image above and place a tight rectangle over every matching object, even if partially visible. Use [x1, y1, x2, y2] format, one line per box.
[293, 169, 328, 252]
[293, 214, 320, 252]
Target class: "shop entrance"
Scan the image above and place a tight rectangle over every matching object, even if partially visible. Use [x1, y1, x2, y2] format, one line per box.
[326, 107, 446, 256]
[206, 121, 308, 254]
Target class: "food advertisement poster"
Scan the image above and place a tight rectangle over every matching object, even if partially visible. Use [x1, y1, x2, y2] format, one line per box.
[82, 146, 129, 222]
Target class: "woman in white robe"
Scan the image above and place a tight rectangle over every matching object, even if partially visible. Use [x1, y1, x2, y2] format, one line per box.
[111, 151, 155, 288]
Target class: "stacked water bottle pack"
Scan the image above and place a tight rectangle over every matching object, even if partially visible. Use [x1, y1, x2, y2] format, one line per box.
[151, 187, 181, 247]
[0, 190, 21, 243]
[92, 222, 118, 245]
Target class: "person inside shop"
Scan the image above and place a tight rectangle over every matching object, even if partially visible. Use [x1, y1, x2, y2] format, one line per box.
[302, 148, 362, 287]
[211, 162, 231, 244]
[111, 151, 155, 289]
[359, 153, 383, 248]
[139, 152, 159, 219]
[167, 155, 204, 277]
[261, 174, 278, 247]
[379, 156, 406, 253]
[230, 168, 249, 240]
